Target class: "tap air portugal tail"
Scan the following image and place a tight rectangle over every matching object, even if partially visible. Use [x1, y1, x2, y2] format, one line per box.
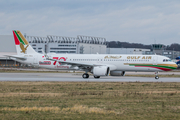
[12, 30, 38, 55]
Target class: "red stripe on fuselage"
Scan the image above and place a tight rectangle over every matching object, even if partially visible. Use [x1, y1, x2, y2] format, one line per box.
[13, 31, 20, 45]
[135, 66, 172, 71]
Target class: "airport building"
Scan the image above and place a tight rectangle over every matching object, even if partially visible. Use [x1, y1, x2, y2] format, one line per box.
[0, 34, 107, 66]
[0, 34, 180, 67]
[144, 44, 180, 59]
[0, 35, 19, 66]
[26, 35, 107, 54]
[106, 48, 151, 54]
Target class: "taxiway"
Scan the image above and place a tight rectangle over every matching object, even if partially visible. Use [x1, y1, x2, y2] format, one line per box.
[0, 72, 179, 82]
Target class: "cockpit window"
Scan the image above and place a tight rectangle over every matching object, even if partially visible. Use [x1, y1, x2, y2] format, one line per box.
[163, 59, 171, 62]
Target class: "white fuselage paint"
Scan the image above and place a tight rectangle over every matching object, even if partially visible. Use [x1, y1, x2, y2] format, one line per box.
[14, 53, 176, 72]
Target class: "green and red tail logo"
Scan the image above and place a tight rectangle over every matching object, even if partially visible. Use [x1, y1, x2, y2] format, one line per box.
[13, 30, 29, 53]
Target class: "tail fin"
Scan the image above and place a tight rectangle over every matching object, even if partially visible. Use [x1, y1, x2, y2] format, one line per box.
[12, 30, 38, 55]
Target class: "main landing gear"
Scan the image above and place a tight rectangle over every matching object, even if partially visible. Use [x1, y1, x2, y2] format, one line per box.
[82, 73, 100, 79]
[82, 73, 89, 79]
[155, 71, 159, 79]
[94, 76, 100, 79]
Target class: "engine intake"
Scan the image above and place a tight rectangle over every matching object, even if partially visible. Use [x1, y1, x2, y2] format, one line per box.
[93, 66, 110, 76]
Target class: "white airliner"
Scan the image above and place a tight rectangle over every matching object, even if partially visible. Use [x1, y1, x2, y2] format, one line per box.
[6, 30, 178, 79]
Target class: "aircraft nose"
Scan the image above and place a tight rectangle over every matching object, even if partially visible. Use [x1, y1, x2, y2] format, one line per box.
[174, 63, 178, 69]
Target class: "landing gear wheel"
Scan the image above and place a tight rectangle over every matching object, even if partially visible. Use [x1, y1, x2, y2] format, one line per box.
[155, 71, 159, 80]
[94, 76, 100, 79]
[82, 73, 89, 79]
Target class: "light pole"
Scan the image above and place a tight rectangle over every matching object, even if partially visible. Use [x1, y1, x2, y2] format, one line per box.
[90, 46, 91, 54]
[99, 46, 101, 54]
[173, 48, 174, 60]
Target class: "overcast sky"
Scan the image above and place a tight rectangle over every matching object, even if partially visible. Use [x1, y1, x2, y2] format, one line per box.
[0, 0, 180, 45]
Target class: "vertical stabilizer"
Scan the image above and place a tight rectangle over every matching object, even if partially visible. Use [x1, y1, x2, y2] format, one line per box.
[12, 30, 38, 55]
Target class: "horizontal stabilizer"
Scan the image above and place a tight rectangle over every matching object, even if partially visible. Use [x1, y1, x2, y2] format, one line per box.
[4, 55, 27, 60]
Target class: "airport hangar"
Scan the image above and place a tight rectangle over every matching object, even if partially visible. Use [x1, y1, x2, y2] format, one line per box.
[1, 33, 179, 67]
[0, 34, 108, 66]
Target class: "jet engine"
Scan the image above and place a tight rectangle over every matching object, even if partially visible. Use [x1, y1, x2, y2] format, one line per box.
[110, 71, 125, 76]
[93, 66, 110, 76]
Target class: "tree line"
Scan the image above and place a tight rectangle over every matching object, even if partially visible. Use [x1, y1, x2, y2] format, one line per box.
[106, 41, 180, 51]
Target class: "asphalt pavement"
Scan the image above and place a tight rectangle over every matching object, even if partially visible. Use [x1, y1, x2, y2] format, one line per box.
[0, 72, 179, 82]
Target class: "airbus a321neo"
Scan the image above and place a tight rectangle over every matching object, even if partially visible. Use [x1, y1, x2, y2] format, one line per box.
[6, 30, 178, 79]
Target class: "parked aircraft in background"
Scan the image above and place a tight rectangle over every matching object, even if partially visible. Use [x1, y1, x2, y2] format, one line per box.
[5, 30, 178, 79]
[175, 56, 180, 68]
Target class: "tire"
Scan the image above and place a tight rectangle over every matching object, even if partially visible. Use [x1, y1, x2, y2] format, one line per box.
[86, 74, 89, 78]
[155, 76, 159, 79]
[82, 73, 89, 79]
[94, 76, 100, 79]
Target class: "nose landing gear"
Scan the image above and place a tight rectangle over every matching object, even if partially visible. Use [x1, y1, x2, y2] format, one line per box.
[155, 76, 159, 79]
[155, 71, 159, 79]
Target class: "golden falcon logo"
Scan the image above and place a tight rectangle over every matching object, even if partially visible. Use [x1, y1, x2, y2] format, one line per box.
[20, 43, 29, 53]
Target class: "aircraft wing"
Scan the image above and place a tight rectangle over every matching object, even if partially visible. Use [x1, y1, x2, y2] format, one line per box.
[47, 58, 102, 67]
[47, 58, 117, 70]
[4, 55, 27, 60]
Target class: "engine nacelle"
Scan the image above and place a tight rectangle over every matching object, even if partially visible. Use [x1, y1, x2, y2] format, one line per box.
[110, 71, 125, 76]
[93, 66, 110, 76]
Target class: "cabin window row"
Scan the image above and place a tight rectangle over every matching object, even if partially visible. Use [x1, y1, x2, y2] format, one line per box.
[69, 59, 150, 62]
[71, 59, 99, 61]
[104, 59, 150, 62]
